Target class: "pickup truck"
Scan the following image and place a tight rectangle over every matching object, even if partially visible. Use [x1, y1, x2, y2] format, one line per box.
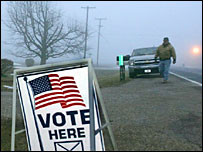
[128, 47, 160, 78]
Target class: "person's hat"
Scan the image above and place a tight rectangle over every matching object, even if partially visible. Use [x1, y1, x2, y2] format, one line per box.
[163, 37, 169, 41]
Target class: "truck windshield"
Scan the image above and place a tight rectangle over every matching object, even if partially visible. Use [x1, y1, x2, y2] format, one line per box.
[131, 47, 157, 56]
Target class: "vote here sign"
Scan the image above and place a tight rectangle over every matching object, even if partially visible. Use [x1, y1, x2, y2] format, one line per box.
[16, 65, 105, 151]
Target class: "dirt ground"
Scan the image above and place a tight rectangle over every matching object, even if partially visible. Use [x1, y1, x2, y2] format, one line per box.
[100, 74, 202, 151]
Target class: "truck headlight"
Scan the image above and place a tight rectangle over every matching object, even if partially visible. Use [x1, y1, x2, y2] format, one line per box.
[129, 61, 134, 66]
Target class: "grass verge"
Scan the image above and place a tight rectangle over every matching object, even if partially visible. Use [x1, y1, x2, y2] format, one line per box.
[95, 69, 132, 88]
[1, 118, 28, 151]
[1, 76, 13, 92]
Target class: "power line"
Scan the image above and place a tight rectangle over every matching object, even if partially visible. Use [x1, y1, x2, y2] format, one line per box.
[95, 18, 107, 65]
[81, 6, 96, 59]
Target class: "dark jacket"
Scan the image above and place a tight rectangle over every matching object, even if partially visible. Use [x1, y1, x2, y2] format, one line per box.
[155, 43, 176, 60]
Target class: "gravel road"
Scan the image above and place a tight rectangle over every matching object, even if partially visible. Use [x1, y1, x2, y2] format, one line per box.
[100, 74, 202, 151]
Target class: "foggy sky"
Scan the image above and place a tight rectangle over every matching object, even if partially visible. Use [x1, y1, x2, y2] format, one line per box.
[1, 1, 202, 68]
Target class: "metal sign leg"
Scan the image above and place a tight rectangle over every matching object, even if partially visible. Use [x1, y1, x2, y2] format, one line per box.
[88, 60, 96, 151]
[91, 63, 118, 151]
[11, 72, 17, 151]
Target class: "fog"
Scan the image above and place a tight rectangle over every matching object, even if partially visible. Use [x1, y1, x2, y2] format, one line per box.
[1, 1, 202, 69]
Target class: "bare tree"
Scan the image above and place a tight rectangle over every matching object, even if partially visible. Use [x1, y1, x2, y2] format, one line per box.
[6, 1, 86, 65]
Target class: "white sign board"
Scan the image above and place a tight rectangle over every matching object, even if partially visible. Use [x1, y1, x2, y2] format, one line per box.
[16, 65, 105, 151]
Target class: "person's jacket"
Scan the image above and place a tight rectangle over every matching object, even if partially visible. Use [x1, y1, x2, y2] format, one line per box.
[155, 43, 176, 61]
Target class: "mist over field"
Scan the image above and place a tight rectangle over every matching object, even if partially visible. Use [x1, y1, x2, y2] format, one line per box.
[1, 1, 202, 69]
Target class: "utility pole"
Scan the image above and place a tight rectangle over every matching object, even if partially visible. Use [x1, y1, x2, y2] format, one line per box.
[95, 18, 106, 66]
[81, 6, 96, 59]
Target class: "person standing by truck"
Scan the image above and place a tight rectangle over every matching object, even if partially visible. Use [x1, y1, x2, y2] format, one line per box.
[155, 37, 176, 83]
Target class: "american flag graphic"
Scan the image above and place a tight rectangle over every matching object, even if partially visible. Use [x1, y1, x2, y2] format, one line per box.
[29, 74, 86, 110]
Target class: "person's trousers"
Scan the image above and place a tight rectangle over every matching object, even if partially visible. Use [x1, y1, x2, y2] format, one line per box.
[159, 59, 171, 81]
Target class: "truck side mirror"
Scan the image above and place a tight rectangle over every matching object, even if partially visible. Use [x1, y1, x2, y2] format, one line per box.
[124, 55, 130, 61]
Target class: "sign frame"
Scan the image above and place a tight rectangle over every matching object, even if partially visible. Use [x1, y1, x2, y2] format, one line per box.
[11, 58, 118, 151]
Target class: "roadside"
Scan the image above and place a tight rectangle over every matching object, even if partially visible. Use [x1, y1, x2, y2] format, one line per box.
[101, 74, 202, 151]
[1, 70, 202, 151]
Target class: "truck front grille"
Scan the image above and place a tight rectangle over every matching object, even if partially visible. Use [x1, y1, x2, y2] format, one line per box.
[134, 60, 159, 65]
